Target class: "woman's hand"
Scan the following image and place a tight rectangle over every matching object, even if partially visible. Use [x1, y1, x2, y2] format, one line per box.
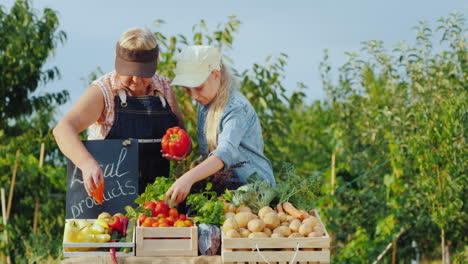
[81, 159, 104, 196]
[161, 151, 186, 162]
[165, 175, 193, 207]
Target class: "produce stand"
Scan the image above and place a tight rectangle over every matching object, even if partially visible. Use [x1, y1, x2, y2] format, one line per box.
[63, 219, 136, 257]
[221, 210, 330, 264]
[61, 256, 222, 264]
[136, 225, 198, 256]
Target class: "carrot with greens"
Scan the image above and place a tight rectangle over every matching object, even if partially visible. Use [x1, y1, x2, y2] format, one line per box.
[283, 202, 306, 220]
[276, 204, 284, 213]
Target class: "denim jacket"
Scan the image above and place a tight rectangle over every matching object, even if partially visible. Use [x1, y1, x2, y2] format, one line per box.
[197, 90, 276, 187]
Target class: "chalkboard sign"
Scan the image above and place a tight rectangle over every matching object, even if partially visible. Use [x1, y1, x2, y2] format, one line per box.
[66, 139, 139, 219]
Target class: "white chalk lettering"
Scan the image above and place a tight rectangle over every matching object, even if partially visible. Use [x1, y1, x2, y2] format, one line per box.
[125, 180, 137, 195]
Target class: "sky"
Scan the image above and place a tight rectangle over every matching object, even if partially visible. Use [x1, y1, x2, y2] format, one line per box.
[3, 0, 467, 118]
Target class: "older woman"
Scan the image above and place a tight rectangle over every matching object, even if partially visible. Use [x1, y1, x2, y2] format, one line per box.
[53, 27, 185, 196]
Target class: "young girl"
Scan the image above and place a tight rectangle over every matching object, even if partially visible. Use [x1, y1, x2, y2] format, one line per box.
[164, 45, 275, 206]
[53, 28, 185, 196]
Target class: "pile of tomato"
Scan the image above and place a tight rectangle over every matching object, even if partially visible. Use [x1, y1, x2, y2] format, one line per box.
[139, 200, 193, 228]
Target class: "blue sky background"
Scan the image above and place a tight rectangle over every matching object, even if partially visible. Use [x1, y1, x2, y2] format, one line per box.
[4, 0, 467, 118]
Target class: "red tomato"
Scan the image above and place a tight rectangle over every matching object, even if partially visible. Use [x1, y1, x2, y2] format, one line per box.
[166, 216, 175, 226]
[138, 213, 147, 225]
[169, 208, 179, 218]
[159, 223, 170, 227]
[141, 222, 152, 227]
[154, 200, 169, 216]
[151, 222, 159, 227]
[143, 217, 154, 225]
[184, 220, 193, 227]
[158, 218, 169, 225]
[143, 201, 156, 216]
[156, 213, 167, 219]
[178, 214, 187, 221]
[161, 127, 191, 157]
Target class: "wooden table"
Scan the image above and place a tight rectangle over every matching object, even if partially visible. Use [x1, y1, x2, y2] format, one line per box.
[62, 256, 222, 264]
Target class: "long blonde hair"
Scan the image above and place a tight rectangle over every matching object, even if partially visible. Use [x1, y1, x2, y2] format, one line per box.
[205, 64, 235, 151]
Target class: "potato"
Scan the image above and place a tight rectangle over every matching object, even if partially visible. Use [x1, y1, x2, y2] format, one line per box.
[98, 212, 111, 219]
[308, 231, 324, 237]
[273, 226, 292, 237]
[236, 205, 252, 213]
[278, 212, 287, 222]
[225, 229, 241, 238]
[286, 215, 297, 223]
[248, 232, 269, 238]
[313, 225, 325, 234]
[302, 216, 319, 227]
[263, 228, 272, 236]
[263, 212, 280, 229]
[238, 228, 251, 238]
[258, 206, 274, 219]
[225, 203, 237, 213]
[222, 217, 239, 232]
[248, 219, 265, 232]
[289, 219, 301, 232]
[289, 232, 304, 238]
[270, 233, 284, 238]
[224, 212, 236, 219]
[235, 212, 255, 228]
[280, 221, 290, 226]
[299, 223, 313, 236]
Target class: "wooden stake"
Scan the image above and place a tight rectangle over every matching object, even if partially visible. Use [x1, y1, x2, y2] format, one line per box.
[33, 143, 45, 234]
[392, 241, 397, 264]
[6, 150, 20, 220]
[331, 153, 336, 195]
[39, 143, 45, 168]
[1, 188, 11, 264]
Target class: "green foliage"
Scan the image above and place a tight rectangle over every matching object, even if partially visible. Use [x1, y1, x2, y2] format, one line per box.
[319, 12, 467, 263]
[0, 0, 69, 135]
[134, 177, 175, 205]
[0, 0, 465, 261]
[186, 182, 225, 225]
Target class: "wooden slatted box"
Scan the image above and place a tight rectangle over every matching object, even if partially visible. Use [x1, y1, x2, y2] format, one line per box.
[135, 224, 198, 257]
[63, 219, 136, 257]
[221, 210, 330, 264]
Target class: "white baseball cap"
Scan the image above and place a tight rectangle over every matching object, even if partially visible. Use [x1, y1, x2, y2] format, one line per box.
[171, 45, 222, 88]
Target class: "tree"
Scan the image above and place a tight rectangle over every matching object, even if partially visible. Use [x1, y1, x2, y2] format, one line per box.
[0, 0, 69, 135]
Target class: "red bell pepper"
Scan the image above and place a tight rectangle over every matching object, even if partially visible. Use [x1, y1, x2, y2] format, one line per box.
[108, 216, 122, 232]
[161, 127, 190, 157]
[92, 179, 104, 204]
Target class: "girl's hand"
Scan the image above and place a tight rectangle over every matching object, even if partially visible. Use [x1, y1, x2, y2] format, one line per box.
[81, 159, 104, 196]
[161, 150, 186, 161]
[165, 176, 193, 207]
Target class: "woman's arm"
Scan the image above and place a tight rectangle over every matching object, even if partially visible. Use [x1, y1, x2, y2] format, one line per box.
[165, 154, 224, 207]
[52, 84, 105, 196]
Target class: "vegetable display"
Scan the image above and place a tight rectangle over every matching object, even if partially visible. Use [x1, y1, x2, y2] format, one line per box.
[222, 203, 325, 238]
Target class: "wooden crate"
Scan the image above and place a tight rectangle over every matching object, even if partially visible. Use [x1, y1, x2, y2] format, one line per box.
[136, 224, 198, 257]
[63, 219, 136, 257]
[222, 210, 330, 264]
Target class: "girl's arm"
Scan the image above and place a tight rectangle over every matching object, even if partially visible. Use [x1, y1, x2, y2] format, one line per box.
[53, 84, 105, 196]
[165, 154, 224, 207]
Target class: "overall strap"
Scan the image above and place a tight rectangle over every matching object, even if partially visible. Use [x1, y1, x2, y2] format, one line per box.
[118, 89, 128, 107]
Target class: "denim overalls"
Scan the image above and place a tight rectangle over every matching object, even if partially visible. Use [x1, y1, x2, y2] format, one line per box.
[105, 89, 178, 194]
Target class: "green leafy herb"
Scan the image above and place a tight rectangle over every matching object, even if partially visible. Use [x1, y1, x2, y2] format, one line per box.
[186, 182, 225, 225]
[223, 173, 276, 214]
[134, 177, 174, 205]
